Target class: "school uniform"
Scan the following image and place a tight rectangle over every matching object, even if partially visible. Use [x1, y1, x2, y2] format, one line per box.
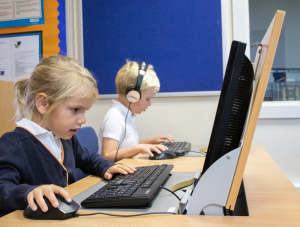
[0, 120, 114, 213]
[98, 100, 139, 154]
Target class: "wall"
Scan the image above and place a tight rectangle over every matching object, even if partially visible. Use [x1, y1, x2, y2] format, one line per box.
[253, 119, 300, 184]
[84, 96, 219, 147]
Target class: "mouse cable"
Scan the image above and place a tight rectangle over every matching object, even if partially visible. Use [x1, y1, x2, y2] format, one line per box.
[159, 186, 181, 201]
[74, 211, 175, 218]
[115, 102, 131, 162]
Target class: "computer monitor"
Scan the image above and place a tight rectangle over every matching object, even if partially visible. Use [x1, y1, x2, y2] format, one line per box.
[202, 41, 254, 176]
[203, 41, 253, 216]
[186, 10, 285, 216]
[187, 40, 254, 216]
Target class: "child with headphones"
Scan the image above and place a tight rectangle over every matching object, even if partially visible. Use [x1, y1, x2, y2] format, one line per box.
[98, 61, 174, 162]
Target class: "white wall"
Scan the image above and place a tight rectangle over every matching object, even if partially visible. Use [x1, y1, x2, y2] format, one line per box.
[253, 119, 300, 184]
[84, 96, 219, 147]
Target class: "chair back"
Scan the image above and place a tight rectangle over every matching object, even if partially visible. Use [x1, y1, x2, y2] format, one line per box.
[76, 126, 99, 152]
[75, 126, 99, 181]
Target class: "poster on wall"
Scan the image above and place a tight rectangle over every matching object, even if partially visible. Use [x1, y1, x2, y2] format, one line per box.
[0, 31, 42, 81]
[0, 0, 44, 28]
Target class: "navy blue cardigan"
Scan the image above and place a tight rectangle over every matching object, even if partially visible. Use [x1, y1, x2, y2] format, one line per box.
[0, 127, 114, 213]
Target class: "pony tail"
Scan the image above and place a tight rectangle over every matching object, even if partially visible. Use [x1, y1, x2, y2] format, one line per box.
[14, 78, 30, 121]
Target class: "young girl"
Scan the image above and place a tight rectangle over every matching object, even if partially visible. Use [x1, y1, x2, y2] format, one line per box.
[0, 56, 135, 214]
[98, 61, 174, 161]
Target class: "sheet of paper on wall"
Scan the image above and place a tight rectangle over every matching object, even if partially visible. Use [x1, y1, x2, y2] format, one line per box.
[0, 1, 14, 21]
[0, 37, 12, 81]
[14, 0, 42, 19]
[10, 35, 40, 81]
[0, 35, 40, 82]
[0, 0, 44, 28]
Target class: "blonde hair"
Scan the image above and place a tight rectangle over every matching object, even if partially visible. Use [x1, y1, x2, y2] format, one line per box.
[115, 61, 160, 95]
[14, 55, 99, 122]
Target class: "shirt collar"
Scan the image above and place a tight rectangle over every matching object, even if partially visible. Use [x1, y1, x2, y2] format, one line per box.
[112, 100, 135, 117]
[16, 118, 58, 138]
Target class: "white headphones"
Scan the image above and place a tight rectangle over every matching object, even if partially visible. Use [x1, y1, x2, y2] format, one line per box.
[125, 62, 148, 103]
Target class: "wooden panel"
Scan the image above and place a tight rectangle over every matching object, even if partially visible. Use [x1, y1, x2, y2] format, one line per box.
[0, 81, 15, 137]
[226, 10, 285, 210]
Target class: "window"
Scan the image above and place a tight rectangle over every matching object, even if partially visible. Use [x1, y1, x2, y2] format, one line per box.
[232, 0, 300, 118]
[249, 0, 300, 102]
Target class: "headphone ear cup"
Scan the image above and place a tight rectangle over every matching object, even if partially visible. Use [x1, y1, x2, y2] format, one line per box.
[126, 88, 141, 103]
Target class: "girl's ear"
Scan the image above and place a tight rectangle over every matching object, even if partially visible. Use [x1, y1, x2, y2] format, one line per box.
[35, 93, 49, 115]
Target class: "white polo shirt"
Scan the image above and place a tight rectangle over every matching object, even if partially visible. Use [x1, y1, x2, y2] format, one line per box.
[98, 100, 139, 154]
[16, 118, 62, 162]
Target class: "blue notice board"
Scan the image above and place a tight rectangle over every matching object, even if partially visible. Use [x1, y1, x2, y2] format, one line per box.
[83, 0, 223, 95]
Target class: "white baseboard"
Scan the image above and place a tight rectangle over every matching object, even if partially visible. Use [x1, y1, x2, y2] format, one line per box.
[293, 183, 300, 193]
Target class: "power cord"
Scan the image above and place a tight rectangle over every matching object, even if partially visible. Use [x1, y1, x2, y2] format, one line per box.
[115, 102, 131, 162]
[74, 211, 175, 218]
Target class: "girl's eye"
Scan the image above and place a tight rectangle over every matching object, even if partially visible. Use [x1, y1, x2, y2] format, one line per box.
[72, 108, 79, 112]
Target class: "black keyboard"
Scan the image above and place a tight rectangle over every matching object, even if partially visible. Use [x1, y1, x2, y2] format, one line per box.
[163, 141, 191, 156]
[81, 164, 174, 208]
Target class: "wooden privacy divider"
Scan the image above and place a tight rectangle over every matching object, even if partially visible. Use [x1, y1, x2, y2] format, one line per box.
[226, 10, 285, 210]
[0, 81, 16, 137]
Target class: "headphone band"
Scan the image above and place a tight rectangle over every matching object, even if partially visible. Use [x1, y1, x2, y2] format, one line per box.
[134, 62, 148, 92]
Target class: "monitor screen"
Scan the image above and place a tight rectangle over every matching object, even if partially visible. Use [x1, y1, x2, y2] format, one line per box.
[201, 40, 254, 215]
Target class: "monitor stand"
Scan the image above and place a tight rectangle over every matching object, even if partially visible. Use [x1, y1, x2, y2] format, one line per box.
[184, 146, 249, 216]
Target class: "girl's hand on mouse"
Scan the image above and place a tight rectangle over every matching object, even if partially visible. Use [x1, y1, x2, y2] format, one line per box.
[27, 184, 71, 212]
[104, 164, 136, 179]
[150, 135, 175, 144]
[136, 144, 168, 157]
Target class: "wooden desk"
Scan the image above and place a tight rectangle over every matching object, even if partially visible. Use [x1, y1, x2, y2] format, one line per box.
[1, 144, 300, 226]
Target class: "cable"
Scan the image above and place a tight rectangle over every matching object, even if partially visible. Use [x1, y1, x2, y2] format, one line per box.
[160, 186, 181, 201]
[74, 211, 175, 218]
[115, 102, 131, 162]
[188, 151, 207, 157]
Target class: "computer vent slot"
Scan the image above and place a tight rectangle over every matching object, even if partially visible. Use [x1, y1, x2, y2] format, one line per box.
[221, 57, 254, 155]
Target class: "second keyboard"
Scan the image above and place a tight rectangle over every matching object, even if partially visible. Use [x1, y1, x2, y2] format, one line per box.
[163, 141, 191, 156]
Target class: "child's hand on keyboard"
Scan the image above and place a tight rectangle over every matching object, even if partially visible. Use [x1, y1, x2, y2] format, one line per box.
[150, 135, 174, 144]
[104, 164, 136, 179]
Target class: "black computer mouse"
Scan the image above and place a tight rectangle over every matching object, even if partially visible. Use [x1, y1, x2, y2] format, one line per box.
[23, 194, 80, 220]
[149, 150, 177, 160]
